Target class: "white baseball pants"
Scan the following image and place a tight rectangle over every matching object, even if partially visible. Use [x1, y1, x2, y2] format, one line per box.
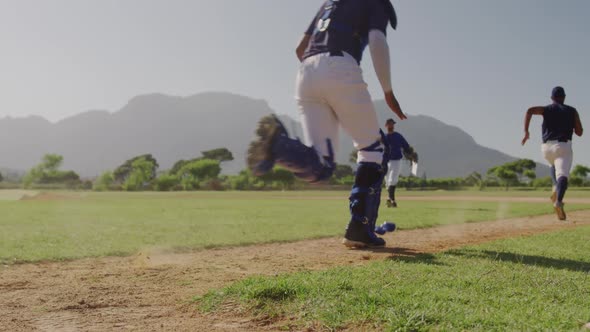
[386, 160, 402, 187]
[542, 141, 573, 178]
[295, 52, 382, 164]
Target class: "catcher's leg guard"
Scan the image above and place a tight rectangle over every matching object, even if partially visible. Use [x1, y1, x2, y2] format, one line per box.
[247, 115, 335, 182]
[343, 162, 386, 248]
[388, 185, 395, 201]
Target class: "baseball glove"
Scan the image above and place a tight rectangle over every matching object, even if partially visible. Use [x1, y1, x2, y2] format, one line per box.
[403, 146, 418, 163]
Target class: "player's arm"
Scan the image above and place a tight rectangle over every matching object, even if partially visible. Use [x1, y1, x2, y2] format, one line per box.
[400, 136, 418, 162]
[296, 34, 311, 62]
[368, 1, 406, 121]
[296, 15, 318, 62]
[574, 110, 584, 137]
[369, 30, 406, 120]
[400, 135, 410, 152]
[521, 106, 544, 145]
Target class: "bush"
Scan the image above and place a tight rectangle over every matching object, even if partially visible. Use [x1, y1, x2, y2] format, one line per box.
[93, 171, 115, 191]
[570, 176, 584, 187]
[531, 176, 553, 188]
[80, 180, 93, 190]
[155, 174, 180, 191]
[122, 157, 159, 191]
[201, 179, 225, 191]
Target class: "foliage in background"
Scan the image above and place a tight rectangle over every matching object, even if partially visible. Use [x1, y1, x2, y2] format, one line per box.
[23, 154, 81, 189]
[113, 154, 159, 184]
[571, 165, 590, 186]
[487, 159, 537, 190]
[177, 159, 222, 190]
[154, 173, 180, 191]
[93, 171, 115, 191]
[201, 148, 234, 162]
[122, 157, 159, 191]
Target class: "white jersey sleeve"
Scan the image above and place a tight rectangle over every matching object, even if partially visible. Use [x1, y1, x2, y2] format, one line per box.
[368, 29, 392, 93]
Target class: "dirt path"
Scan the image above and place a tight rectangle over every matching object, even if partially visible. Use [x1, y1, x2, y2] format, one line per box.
[1, 210, 590, 332]
[399, 196, 590, 204]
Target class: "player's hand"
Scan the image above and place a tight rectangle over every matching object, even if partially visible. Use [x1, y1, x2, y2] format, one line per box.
[385, 91, 407, 120]
[521, 131, 530, 146]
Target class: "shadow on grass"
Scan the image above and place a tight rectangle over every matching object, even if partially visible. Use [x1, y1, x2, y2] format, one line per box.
[420, 207, 495, 212]
[362, 247, 444, 265]
[447, 249, 590, 273]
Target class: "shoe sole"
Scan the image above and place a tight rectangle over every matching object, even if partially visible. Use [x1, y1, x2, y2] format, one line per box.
[554, 205, 567, 221]
[246, 115, 281, 176]
[342, 238, 386, 249]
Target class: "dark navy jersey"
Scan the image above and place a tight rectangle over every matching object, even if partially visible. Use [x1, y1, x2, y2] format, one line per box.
[303, 0, 391, 64]
[542, 103, 577, 143]
[384, 132, 409, 161]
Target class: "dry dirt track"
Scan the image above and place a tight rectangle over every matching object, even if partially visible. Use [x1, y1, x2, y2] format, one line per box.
[1, 207, 590, 332]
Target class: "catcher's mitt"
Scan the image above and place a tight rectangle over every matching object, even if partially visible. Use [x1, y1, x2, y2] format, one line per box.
[403, 146, 418, 163]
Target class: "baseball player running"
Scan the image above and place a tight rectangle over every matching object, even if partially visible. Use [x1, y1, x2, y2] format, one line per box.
[383, 118, 417, 208]
[247, 0, 406, 248]
[522, 86, 584, 220]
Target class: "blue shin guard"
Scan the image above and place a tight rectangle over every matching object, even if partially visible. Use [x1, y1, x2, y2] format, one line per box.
[343, 162, 387, 247]
[247, 115, 335, 183]
[556, 176, 568, 202]
[343, 131, 391, 247]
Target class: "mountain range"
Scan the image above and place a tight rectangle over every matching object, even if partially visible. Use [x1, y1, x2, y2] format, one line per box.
[0, 92, 548, 178]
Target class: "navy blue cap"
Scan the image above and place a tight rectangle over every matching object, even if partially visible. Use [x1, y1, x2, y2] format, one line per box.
[552, 86, 566, 98]
[386, 118, 396, 124]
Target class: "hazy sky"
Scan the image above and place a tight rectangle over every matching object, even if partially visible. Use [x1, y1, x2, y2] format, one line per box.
[1, 0, 588, 166]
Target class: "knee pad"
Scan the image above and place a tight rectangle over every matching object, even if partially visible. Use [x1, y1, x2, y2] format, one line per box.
[358, 135, 386, 165]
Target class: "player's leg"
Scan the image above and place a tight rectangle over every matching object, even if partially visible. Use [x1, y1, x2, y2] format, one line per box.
[298, 99, 339, 163]
[553, 142, 574, 220]
[321, 55, 388, 247]
[388, 160, 402, 207]
[385, 161, 395, 207]
[542, 143, 559, 206]
[247, 56, 336, 183]
[550, 165, 557, 203]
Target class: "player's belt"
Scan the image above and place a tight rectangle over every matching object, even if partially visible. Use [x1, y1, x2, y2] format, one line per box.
[544, 138, 571, 143]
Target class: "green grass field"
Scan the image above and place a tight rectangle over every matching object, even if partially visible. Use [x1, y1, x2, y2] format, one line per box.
[0, 190, 588, 264]
[199, 226, 590, 331]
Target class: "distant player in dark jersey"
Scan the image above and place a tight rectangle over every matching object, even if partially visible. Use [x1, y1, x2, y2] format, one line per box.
[383, 118, 415, 208]
[248, 0, 406, 248]
[522, 86, 584, 220]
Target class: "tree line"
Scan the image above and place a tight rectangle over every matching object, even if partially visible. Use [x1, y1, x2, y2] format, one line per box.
[2, 150, 589, 191]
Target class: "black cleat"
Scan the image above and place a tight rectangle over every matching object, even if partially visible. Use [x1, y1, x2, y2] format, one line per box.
[342, 219, 386, 248]
[554, 201, 566, 221]
[386, 199, 398, 208]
